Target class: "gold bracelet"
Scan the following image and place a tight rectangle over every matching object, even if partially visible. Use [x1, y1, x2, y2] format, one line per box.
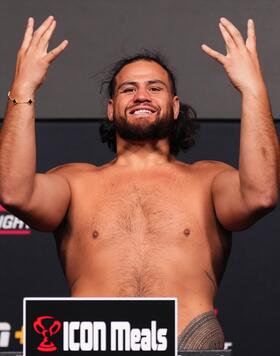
[8, 91, 34, 105]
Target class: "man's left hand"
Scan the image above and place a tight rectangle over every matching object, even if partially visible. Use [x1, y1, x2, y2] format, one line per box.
[202, 18, 265, 95]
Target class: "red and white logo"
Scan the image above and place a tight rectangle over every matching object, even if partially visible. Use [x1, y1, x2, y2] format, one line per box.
[0, 205, 31, 236]
[33, 316, 61, 352]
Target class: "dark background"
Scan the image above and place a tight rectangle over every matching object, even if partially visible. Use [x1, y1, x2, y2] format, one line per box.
[0, 1, 280, 356]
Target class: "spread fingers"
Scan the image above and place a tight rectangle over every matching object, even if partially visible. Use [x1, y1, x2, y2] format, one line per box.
[219, 22, 236, 53]
[220, 17, 245, 48]
[39, 19, 57, 50]
[31, 16, 55, 46]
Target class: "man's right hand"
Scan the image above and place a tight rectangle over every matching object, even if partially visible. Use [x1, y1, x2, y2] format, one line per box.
[11, 16, 68, 97]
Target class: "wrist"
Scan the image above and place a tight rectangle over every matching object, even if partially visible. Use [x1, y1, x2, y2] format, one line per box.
[240, 82, 268, 98]
[10, 81, 37, 100]
[8, 90, 34, 106]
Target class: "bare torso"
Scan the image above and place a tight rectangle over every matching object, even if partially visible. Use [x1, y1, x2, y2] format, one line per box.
[54, 159, 231, 333]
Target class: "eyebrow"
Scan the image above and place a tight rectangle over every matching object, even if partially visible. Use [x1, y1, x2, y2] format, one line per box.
[117, 80, 168, 91]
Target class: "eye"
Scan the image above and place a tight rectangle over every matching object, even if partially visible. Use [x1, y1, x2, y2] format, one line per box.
[149, 86, 162, 92]
[121, 87, 135, 93]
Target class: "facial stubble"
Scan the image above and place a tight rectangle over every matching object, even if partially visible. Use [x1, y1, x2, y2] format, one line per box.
[113, 106, 175, 142]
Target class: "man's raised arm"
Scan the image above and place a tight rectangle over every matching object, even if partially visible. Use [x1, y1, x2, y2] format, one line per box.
[202, 18, 279, 231]
[0, 16, 70, 232]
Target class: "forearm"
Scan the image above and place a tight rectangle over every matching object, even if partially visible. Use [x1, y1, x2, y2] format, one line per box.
[239, 85, 279, 206]
[0, 85, 36, 205]
[0, 16, 67, 207]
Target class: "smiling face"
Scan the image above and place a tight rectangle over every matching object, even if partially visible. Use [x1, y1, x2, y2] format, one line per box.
[107, 60, 179, 142]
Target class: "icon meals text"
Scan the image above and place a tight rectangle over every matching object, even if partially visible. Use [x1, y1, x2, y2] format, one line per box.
[63, 321, 168, 351]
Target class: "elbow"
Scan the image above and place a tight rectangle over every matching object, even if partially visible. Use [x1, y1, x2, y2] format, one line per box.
[0, 190, 30, 210]
[0, 190, 14, 207]
[258, 192, 278, 210]
[243, 188, 278, 215]
[252, 191, 278, 212]
[0, 194, 19, 210]
[0, 177, 35, 208]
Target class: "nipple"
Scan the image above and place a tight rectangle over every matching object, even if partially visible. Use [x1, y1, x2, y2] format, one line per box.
[184, 228, 190, 236]
[92, 230, 99, 239]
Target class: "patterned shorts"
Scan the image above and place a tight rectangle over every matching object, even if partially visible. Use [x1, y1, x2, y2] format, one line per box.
[178, 310, 224, 351]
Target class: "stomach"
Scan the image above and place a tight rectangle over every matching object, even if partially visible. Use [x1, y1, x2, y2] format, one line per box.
[64, 235, 217, 332]
[70, 261, 215, 334]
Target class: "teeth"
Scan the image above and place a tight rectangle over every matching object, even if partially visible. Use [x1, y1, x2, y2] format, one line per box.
[133, 109, 152, 114]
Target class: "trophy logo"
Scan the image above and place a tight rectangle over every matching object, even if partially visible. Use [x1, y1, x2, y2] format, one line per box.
[33, 316, 61, 352]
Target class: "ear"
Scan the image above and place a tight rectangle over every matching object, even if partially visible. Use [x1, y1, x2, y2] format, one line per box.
[173, 96, 180, 120]
[107, 99, 114, 121]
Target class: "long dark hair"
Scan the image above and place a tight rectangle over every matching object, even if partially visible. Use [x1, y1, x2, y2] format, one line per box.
[99, 51, 199, 156]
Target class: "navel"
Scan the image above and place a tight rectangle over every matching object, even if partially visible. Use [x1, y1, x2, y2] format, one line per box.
[184, 228, 191, 237]
[92, 230, 99, 239]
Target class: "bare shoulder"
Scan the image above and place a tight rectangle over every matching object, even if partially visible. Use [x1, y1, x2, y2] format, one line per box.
[176, 159, 237, 182]
[192, 160, 236, 173]
[46, 162, 98, 179]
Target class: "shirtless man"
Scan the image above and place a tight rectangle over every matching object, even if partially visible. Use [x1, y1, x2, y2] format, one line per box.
[0, 16, 279, 351]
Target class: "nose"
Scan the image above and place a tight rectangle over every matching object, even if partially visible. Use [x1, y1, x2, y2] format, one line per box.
[133, 87, 151, 102]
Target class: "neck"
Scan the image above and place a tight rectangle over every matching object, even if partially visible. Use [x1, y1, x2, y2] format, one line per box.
[113, 135, 174, 169]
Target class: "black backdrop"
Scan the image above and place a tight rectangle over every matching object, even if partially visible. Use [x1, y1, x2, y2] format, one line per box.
[0, 118, 279, 356]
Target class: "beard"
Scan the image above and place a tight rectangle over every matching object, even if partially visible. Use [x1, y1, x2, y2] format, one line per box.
[113, 107, 175, 142]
